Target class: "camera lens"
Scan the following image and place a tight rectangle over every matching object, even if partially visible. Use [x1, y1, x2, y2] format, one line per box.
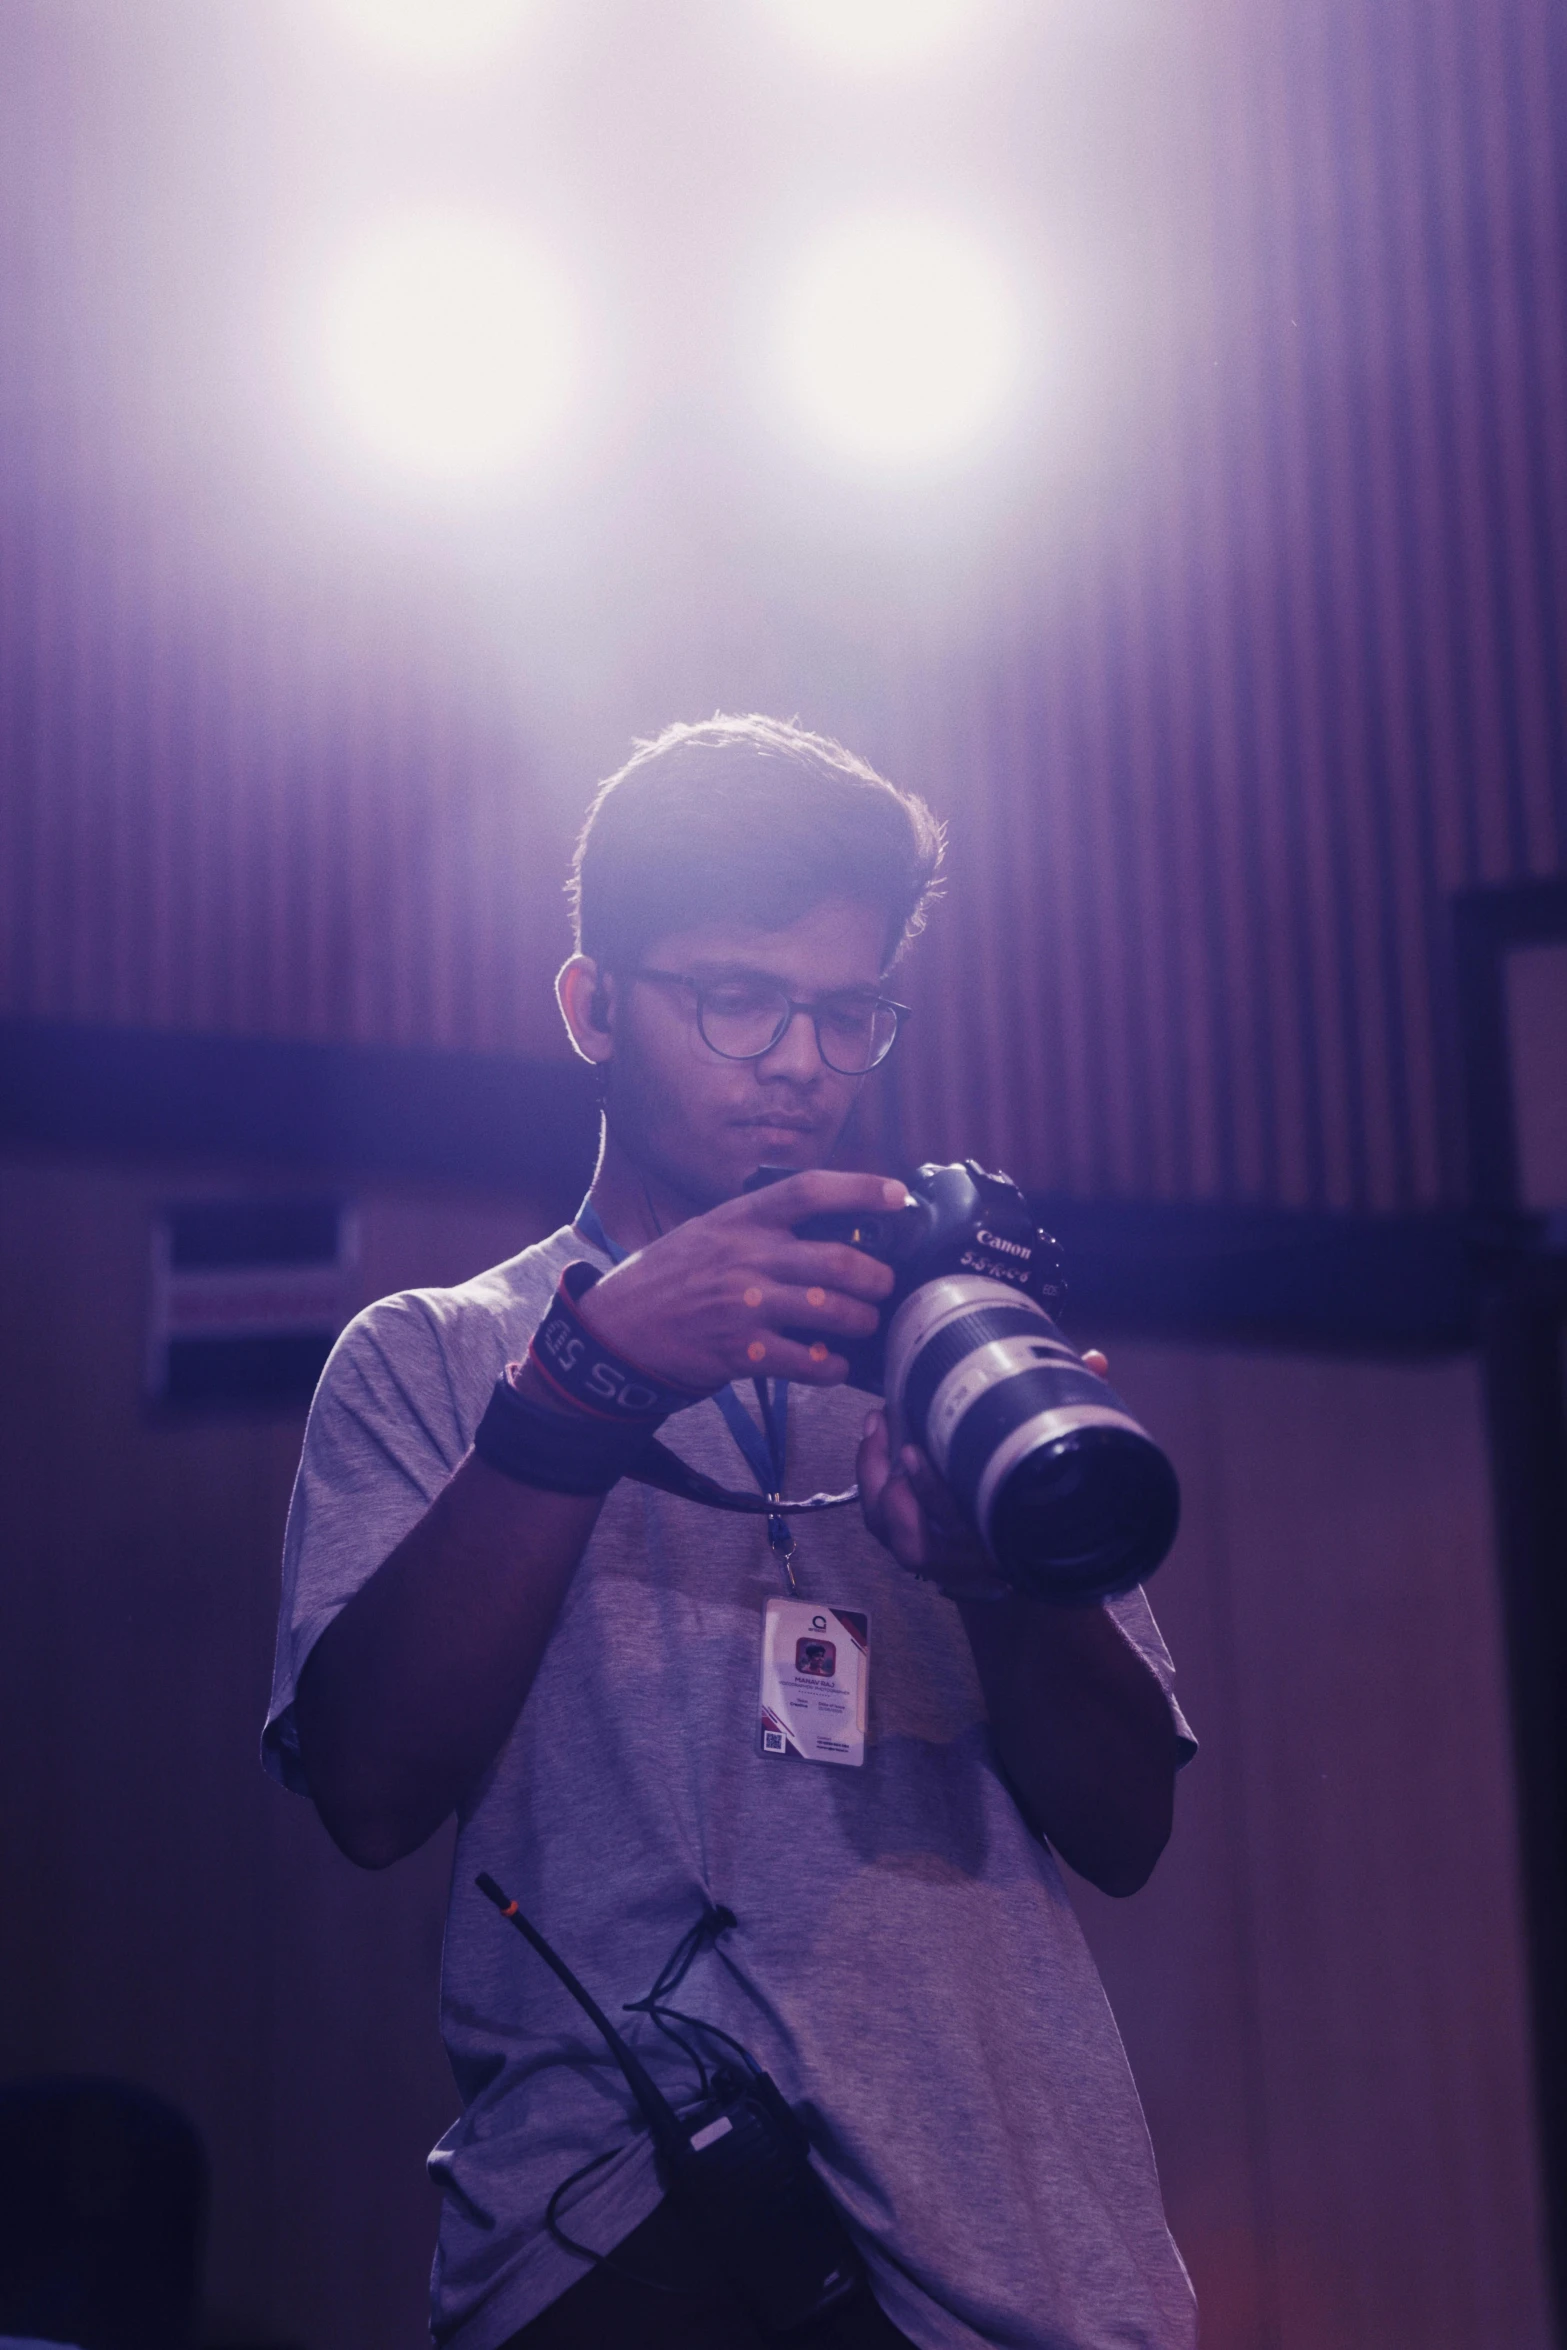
[885, 1276, 1179, 1602]
[986, 1426, 1180, 1601]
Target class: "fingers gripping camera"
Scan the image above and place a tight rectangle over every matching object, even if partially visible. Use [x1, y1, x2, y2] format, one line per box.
[751, 1161, 1181, 1603]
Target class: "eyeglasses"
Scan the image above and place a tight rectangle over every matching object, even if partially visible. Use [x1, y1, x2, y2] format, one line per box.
[633, 969, 911, 1075]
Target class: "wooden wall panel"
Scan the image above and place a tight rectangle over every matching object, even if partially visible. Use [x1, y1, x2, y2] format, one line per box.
[0, 1, 1564, 1213]
[0, 1153, 556, 2350]
[0, 1151, 1549, 2349]
[886, 0, 1567, 1210]
[1073, 1342, 1551, 2350]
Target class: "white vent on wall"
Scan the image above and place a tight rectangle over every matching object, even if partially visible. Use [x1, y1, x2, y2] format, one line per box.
[147, 1198, 355, 1407]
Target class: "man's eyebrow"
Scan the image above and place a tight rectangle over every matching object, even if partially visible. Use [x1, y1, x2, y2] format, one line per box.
[683, 961, 881, 996]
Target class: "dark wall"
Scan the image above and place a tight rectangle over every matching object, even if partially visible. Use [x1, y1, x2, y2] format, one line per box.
[0, 1153, 557, 2350]
[0, 1146, 1550, 2350]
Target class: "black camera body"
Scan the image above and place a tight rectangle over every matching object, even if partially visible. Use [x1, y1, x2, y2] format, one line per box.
[786, 1158, 1066, 1390]
[751, 1159, 1180, 1603]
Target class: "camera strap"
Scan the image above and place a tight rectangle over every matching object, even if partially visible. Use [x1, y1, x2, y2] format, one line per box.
[712, 1366, 798, 1584]
[572, 1201, 858, 1559]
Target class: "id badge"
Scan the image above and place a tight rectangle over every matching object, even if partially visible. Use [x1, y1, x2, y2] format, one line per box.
[759, 1598, 869, 1768]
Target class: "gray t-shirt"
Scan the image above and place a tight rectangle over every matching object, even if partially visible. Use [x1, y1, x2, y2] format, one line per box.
[265, 1226, 1198, 2350]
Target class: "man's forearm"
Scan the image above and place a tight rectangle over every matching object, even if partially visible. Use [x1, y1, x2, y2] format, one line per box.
[294, 1457, 602, 1869]
[958, 1596, 1179, 1896]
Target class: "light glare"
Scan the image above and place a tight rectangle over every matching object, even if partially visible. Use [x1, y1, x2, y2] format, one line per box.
[777, 215, 1022, 466]
[321, 214, 577, 483]
[326, 0, 531, 69]
[770, 0, 977, 69]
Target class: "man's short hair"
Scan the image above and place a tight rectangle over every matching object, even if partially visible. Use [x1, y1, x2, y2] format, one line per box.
[568, 715, 945, 975]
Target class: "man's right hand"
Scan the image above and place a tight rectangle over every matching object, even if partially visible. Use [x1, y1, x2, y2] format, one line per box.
[296, 1171, 908, 1869]
[575, 1170, 907, 1393]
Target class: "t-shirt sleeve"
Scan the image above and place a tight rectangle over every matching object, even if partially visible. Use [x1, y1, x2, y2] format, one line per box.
[261, 1288, 497, 1795]
[1105, 1584, 1198, 1766]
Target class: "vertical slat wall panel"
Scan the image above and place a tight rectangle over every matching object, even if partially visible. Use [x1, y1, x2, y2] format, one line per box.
[1, 0, 1564, 1209]
[883, 0, 1567, 1208]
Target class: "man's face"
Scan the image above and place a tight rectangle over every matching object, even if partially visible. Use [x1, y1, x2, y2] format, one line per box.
[600, 897, 889, 1209]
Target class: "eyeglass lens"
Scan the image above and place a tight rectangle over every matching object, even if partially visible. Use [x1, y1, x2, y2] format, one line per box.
[697, 981, 898, 1073]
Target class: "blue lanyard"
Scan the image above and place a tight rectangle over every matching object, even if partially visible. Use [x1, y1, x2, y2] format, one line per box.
[575, 1198, 795, 1572]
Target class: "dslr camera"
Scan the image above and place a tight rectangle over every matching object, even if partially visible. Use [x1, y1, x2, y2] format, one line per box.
[754, 1160, 1180, 1603]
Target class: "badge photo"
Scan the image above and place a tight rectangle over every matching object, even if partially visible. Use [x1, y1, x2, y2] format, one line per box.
[759, 1600, 869, 1768]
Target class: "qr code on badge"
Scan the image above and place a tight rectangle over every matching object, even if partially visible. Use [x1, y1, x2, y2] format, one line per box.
[762, 1728, 786, 1754]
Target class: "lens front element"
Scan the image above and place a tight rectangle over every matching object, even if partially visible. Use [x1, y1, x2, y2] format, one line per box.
[885, 1276, 1180, 1602]
[984, 1425, 1181, 1602]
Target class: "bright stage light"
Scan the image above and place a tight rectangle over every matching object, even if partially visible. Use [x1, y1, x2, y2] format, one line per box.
[320, 214, 577, 483]
[775, 214, 1022, 466]
[769, 0, 978, 69]
[325, 0, 532, 70]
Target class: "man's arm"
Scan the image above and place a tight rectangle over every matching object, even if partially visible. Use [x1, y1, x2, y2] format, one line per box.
[857, 1412, 1180, 1896]
[292, 1171, 901, 1870]
[953, 1590, 1179, 1895]
[294, 1460, 601, 1869]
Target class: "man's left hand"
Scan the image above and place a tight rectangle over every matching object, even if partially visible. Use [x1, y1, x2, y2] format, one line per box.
[855, 1351, 1178, 1898]
[856, 1407, 986, 1583]
[856, 1351, 1111, 1584]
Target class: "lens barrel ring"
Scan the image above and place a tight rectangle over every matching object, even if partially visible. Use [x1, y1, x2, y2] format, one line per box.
[898, 1304, 1064, 1440]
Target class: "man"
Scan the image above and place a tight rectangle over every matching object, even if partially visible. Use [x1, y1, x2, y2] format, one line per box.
[264, 716, 1197, 2350]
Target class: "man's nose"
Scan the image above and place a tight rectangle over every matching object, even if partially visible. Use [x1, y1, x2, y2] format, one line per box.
[757, 1005, 825, 1079]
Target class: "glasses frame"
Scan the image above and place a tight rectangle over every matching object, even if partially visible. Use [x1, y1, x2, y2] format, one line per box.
[631, 967, 912, 1075]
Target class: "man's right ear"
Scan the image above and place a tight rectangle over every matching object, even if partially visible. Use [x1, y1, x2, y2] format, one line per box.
[556, 955, 614, 1066]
